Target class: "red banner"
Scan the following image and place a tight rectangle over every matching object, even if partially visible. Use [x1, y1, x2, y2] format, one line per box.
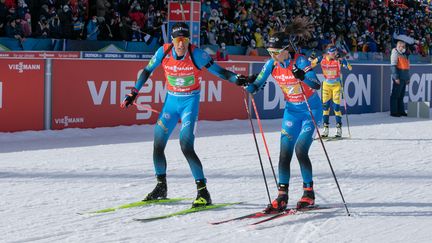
[0, 59, 45, 132]
[168, 2, 200, 21]
[51, 59, 248, 129]
[168, 2, 191, 21]
[0, 52, 80, 59]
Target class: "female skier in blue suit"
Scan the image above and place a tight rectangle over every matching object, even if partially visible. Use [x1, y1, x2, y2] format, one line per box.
[245, 18, 322, 212]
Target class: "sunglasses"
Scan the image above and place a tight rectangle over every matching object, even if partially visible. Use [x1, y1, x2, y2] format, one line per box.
[267, 46, 289, 56]
[267, 49, 284, 56]
[172, 37, 190, 45]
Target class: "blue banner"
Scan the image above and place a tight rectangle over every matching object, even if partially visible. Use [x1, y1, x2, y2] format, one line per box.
[82, 52, 153, 59]
[406, 65, 432, 103]
[251, 63, 385, 119]
[338, 65, 382, 114]
[0, 37, 63, 51]
[66, 39, 159, 53]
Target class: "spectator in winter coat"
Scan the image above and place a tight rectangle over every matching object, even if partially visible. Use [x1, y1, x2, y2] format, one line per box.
[208, 9, 220, 25]
[49, 14, 62, 39]
[96, 0, 110, 18]
[129, 5, 145, 29]
[5, 18, 24, 41]
[216, 42, 229, 61]
[130, 20, 142, 41]
[207, 28, 217, 45]
[35, 15, 49, 38]
[254, 28, 264, 48]
[390, 40, 410, 117]
[86, 15, 99, 40]
[72, 15, 84, 39]
[20, 13, 31, 37]
[113, 16, 129, 41]
[59, 5, 73, 39]
[16, 0, 28, 19]
[201, 0, 212, 20]
[97, 17, 112, 40]
[245, 39, 259, 56]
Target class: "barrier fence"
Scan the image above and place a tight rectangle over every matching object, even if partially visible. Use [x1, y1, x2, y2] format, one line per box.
[0, 53, 431, 132]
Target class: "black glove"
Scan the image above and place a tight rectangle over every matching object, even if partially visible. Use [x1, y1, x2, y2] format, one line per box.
[292, 65, 305, 81]
[235, 74, 249, 86]
[308, 52, 316, 60]
[121, 87, 138, 108]
[236, 74, 259, 87]
[247, 74, 258, 84]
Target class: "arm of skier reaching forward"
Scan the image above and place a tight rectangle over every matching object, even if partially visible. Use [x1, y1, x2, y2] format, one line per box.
[244, 59, 275, 94]
[192, 48, 248, 86]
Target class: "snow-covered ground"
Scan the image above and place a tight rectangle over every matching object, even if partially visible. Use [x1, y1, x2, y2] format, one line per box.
[1, 112, 431, 243]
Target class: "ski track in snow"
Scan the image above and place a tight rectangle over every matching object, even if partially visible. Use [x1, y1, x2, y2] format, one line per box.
[1, 112, 432, 242]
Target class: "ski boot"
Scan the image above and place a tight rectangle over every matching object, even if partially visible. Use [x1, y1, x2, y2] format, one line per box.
[321, 123, 329, 138]
[192, 180, 212, 208]
[335, 123, 342, 138]
[264, 184, 288, 214]
[143, 175, 167, 201]
[297, 182, 315, 209]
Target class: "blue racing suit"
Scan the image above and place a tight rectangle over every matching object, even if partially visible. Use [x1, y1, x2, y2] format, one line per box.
[135, 44, 241, 181]
[246, 56, 322, 187]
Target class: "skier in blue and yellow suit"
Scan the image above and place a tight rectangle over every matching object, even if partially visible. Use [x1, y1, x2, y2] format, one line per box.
[315, 46, 352, 138]
[121, 22, 248, 208]
[245, 22, 322, 212]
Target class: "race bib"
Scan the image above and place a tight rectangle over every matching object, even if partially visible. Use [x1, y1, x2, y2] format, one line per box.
[167, 75, 195, 87]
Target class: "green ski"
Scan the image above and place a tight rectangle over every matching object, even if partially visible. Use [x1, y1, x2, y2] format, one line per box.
[133, 202, 242, 222]
[79, 198, 191, 214]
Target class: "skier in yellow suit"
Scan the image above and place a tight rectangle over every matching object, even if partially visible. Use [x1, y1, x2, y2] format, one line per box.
[315, 46, 352, 138]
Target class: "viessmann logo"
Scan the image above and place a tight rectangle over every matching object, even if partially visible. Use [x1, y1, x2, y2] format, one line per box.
[54, 116, 85, 127]
[164, 65, 194, 72]
[226, 65, 246, 72]
[8, 62, 41, 73]
[171, 9, 190, 15]
[273, 74, 295, 81]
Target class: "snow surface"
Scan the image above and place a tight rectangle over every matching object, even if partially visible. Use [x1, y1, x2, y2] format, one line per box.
[1, 112, 432, 243]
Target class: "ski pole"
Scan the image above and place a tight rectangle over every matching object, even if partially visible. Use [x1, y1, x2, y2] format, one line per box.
[340, 60, 352, 138]
[133, 102, 161, 114]
[298, 81, 351, 216]
[242, 90, 272, 205]
[340, 79, 352, 138]
[249, 94, 278, 188]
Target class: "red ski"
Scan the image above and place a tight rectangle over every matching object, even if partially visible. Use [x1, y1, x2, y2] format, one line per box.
[210, 211, 274, 225]
[250, 206, 331, 225]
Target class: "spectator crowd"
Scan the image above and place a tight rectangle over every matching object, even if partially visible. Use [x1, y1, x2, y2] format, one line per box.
[200, 0, 432, 56]
[0, 0, 431, 56]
